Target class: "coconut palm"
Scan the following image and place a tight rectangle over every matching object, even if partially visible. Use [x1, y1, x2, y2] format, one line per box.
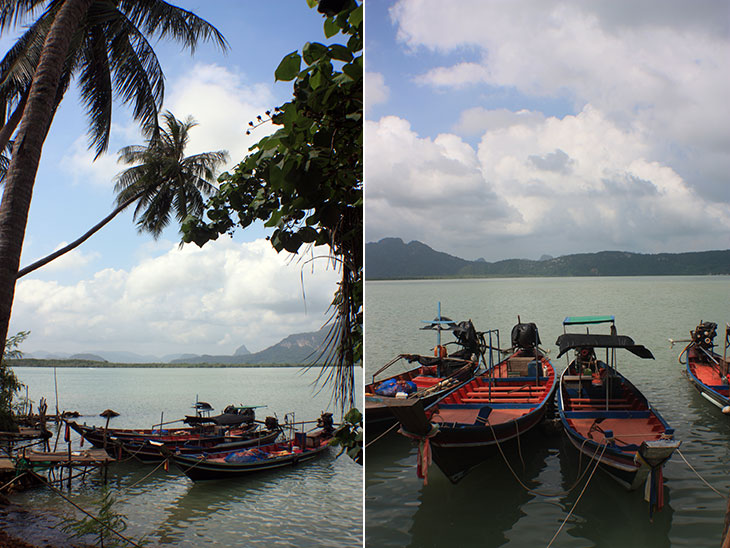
[16, 111, 228, 278]
[0, 1, 227, 158]
[0, 0, 226, 353]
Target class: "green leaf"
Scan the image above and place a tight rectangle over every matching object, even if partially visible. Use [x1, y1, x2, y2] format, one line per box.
[303, 42, 329, 65]
[344, 408, 362, 424]
[310, 69, 323, 90]
[324, 17, 339, 38]
[275, 51, 302, 81]
[328, 44, 352, 62]
[348, 4, 363, 28]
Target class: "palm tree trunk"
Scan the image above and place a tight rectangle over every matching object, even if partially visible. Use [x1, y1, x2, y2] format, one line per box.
[0, 0, 94, 358]
[16, 192, 141, 279]
[0, 91, 28, 154]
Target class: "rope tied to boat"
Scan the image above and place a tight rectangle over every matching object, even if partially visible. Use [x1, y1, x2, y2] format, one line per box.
[25, 470, 146, 548]
[676, 448, 724, 498]
[546, 442, 608, 548]
[400, 424, 439, 485]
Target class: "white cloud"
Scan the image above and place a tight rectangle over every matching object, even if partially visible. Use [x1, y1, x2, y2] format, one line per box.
[20, 242, 100, 275]
[389, 0, 730, 201]
[454, 108, 545, 136]
[59, 134, 124, 188]
[365, 72, 390, 112]
[166, 63, 278, 170]
[10, 238, 340, 357]
[366, 107, 730, 260]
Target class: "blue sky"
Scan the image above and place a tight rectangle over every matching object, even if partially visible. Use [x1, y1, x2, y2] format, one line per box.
[3, 1, 341, 357]
[365, 0, 730, 262]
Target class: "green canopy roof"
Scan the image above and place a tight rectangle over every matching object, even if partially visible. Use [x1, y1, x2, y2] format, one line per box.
[563, 315, 615, 326]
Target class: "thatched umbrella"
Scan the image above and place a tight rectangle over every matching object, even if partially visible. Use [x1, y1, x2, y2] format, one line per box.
[99, 409, 119, 449]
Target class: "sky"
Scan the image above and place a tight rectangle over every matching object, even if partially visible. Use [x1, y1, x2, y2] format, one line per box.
[365, 0, 730, 262]
[3, 1, 341, 358]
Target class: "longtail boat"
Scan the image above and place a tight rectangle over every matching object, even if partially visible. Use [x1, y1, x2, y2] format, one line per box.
[66, 407, 280, 462]
[166, 413, 335, 481]
[677, 321, 730, 414]
[365, 306, 480, 437]
[556, 315, 680, 515]
[388, 321, 557, 483]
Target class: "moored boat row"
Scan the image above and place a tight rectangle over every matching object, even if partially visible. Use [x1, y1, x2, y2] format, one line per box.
[369, 310, 708, 513]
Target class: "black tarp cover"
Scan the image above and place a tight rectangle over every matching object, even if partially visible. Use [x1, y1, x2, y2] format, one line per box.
[555, 333, 654, 359]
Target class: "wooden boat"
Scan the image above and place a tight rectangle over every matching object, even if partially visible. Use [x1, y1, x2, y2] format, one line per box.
[365, 309, 480, 436]
[678, 321, 730, 413]
[556, 315, 680, 514]
[67, 411, 281, 462]
[388, 321, 557, 483]
[166, 413, 335, 481]
[112, 426, 282, 463]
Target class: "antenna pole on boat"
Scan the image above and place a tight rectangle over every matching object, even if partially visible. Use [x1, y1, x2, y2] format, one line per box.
[437, 302, 442, 348]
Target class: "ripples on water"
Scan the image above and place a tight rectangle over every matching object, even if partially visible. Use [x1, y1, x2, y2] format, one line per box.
[8, 367, 363, 547]
[365, 277, 730, 547]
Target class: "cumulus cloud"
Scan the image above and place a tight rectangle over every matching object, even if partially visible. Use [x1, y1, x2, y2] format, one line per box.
[366, 108, 730, 260]
[20, 243, 100, 274]
[11, 238, 340, 357]
[365, 72, 390, 112]
[166, 63, 278, 169]
[389, 0, 730, 202]
[60, 134, 124, 188]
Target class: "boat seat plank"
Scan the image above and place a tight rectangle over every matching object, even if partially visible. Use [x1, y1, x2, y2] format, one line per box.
[564, 410, 650, 418]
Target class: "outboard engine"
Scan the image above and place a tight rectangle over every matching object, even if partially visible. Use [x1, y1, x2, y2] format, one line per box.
[317, 412, 335, 434]
[452, 320, 480, 357]
[264, 416, 280, 430]
[240, 407, 255, 424]
[693, 321, 717, 350]
[511, 322, 541, 350]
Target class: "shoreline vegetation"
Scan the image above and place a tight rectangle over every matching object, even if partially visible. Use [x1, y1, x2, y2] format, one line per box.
[9, 359, 363, 368]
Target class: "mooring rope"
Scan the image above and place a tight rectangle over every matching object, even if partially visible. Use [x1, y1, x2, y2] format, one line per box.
[676, 448, 725, 498]
[118, 458, 168, 494]
[26, 470, 145, 548]
[545, 442, 608, 548]
[0, 472, 27, 494]
[485, 419, 601, 498]
[364, 421, 400, 448]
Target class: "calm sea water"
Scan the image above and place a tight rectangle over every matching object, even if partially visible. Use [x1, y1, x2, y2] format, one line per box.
[365, 276, 730, 548]
[5, 367, 363, 547]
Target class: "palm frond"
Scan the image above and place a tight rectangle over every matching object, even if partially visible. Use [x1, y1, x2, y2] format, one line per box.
[118, 0, 228, 53]
[0, 0, 46, 31]
[77, 23, 113, 158]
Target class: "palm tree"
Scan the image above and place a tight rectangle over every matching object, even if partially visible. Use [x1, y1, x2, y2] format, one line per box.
[16, 111, 228, 278]
[0, 0, 226, 354]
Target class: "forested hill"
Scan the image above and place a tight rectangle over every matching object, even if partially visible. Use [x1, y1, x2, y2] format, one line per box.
[366, 238, 730, 279]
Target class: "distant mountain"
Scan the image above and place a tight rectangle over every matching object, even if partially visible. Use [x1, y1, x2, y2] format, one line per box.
[69, 353, 107, 362]
[366, 237, 470, 279]
[366, 238, 730, 279]
[23, 332, 314, 366]
[234, 344, 251, 356]
[170, 329, 328, 365]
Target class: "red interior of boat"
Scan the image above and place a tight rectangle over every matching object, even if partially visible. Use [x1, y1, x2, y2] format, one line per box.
[688, 346, 730, 395]
[428, 354, 555, 426]
[562, 367, 665, 448]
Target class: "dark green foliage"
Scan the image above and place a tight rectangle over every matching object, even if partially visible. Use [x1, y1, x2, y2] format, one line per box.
[115, 111, 228, 238]
[329, 407, 362, 464]
[182, 0, 362, 411]
[366, 238, 730, 279]
[62, 486, 147, 547]
[0, 331, 27, 431]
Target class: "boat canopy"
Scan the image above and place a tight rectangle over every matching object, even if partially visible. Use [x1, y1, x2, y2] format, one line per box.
[421, 316, 458, 331]
[563, 315, 615, 326]
[556, 333, 654, 359]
